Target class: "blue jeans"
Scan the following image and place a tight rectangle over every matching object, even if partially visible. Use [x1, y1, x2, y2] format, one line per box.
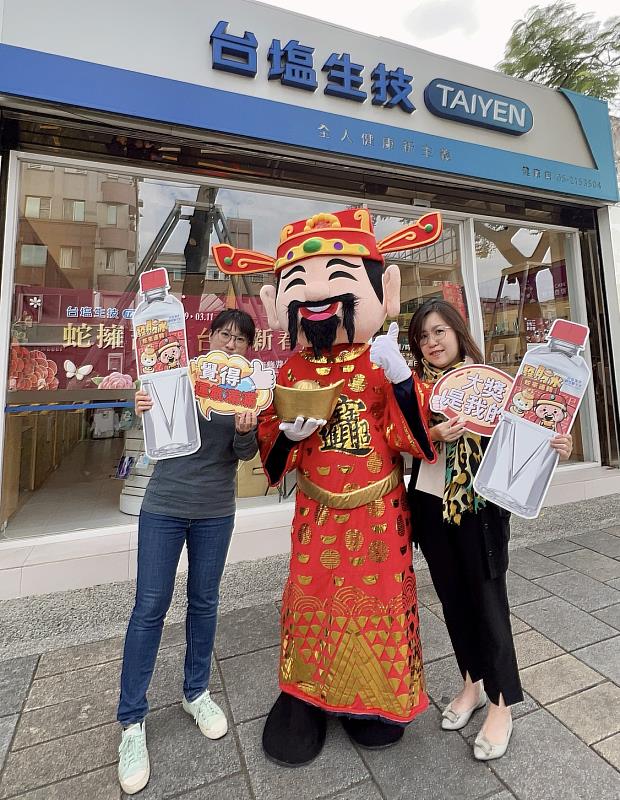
[117, 510, 234, 726]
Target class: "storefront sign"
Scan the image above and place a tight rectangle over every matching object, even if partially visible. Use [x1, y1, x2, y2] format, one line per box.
[424, 80, 533, 136]
[430, 364, 513, 436]
[211, 20, 415, 112]
[0, 0, 617, 201]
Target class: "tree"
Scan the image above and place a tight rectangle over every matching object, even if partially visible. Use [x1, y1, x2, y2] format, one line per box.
[498, 2, 620, 102]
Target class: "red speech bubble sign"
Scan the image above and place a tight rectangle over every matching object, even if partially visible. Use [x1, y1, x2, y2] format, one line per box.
[429, 364, 513, 436]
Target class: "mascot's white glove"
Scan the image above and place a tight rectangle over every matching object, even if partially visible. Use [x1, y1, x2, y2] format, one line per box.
[370, 321, 412, 384]
[279, 415, 326, 442]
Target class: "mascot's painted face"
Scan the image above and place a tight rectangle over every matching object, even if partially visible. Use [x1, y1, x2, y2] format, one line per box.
[260, 254, 401, 355]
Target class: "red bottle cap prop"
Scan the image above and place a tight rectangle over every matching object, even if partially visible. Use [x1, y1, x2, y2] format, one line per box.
[139, 268, 169, 293]
[548, 319, 589, 348]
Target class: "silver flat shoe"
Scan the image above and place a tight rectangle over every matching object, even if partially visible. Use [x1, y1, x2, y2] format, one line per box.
[441, 687, 487, 730]
[473, 716, 513, 760]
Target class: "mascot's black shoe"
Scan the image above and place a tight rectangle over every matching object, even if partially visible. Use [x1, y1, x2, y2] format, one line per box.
[340, 716, 405, 749]
[262, 692, 327, 767]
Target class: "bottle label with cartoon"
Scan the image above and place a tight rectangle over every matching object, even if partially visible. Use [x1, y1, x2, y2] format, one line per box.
[505, 364, 583, 435]
[135, 319, 187, 378]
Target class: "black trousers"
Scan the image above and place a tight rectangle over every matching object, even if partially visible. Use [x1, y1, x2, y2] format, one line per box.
[415, 492, 523, 706]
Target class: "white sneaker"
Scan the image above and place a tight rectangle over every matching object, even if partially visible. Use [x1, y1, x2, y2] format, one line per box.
[118, 722, 150, 795]
[182, 689, 228, 739]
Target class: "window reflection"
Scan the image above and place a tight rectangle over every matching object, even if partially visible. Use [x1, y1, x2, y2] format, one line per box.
[475, 221, 586, 462]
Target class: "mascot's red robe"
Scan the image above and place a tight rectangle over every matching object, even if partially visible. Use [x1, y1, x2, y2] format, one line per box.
[259, 343, 435, 722]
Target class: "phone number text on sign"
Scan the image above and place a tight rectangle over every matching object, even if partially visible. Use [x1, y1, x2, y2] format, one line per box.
[429, 364, 513, 436]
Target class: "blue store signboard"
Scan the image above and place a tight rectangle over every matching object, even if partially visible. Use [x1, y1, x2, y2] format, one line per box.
[0, 0, 617, 202]
[424, 79, 533, 136]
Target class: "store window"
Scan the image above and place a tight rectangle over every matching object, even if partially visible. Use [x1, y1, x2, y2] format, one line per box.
[372, 214, 466, 364]
[2, 160, 352, 539]
[475, 221, 589, 462]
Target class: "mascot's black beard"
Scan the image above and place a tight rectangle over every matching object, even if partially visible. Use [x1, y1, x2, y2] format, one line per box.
[287, 294, 358, 358]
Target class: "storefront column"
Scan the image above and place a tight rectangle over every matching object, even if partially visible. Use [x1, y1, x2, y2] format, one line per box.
[597, 205, 620, 426]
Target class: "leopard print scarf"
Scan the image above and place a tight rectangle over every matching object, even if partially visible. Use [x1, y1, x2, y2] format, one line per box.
[422, 359, 486, 526]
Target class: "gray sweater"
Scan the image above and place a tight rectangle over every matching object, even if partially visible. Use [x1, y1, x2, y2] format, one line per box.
[141, 410, 259, 519]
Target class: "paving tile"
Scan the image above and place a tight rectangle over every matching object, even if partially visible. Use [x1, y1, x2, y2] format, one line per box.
[593, 604, 620, 630]
[533, 569, 620, 612]
[570, 530, 620, 559]
[530, 538, 581, 557]
[362, 704, 502, 800]
[4, 766, 120, 800]
[25, 646, 220, 712]
[36, 636, 125, 679]
[487, 793, 517, 800]
[489, 709, 620, 800]
[607, 578, 620, 590]
[519, 654, 602, 705]
[219, 646, 280, 723]
[36, 623, 184, 678]
[215, 604, 281, 660]
[506, 572, 549, 607]
[423, 655, 462, 706]
[574, 636, 620, 684]
[511, 596, 617, 650]
[513, 630, 564, 669]
[554, 549, 620, 582]
[510, 615, 530, 634]
[426, 603, 444, 622]
[461, 693, 539, 740]
[175, 773, 251, 800]
[127, 703, 241, 800]
[0, 715, 17, 772]
[508, 548, 568, 580]
[605, 525, 620, 538]
[593, 732, 620, 771]
[413, 567, 434, 588]
[26, 660, 123, 712]
[318, 780, 384, 800]
[0, 722, 118, 798]
[0, 657, 37, 716]
[418, 607, 453, 663]
[13, 688, 119, 750]
[547, 682, 620, 744]
[237, 717, 368, 800]
[416, 583, 439, 606]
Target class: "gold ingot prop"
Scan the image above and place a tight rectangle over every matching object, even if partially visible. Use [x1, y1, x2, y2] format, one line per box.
[274, 379, 344, 423]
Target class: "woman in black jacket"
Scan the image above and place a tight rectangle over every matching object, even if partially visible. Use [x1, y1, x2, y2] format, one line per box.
[371, 299, 572, 761]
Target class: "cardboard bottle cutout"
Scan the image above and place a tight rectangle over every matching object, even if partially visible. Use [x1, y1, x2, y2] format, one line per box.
[133, 268, 201, 460]
[474, 319, 591, 518]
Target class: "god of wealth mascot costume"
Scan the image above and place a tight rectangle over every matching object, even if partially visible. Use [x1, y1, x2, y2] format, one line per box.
[213, 208, 440, 765]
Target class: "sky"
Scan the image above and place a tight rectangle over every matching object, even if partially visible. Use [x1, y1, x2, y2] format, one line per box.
[259, 0, 618, 75]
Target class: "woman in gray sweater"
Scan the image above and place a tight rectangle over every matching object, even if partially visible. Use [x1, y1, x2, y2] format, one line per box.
[117, 309, 259, 795]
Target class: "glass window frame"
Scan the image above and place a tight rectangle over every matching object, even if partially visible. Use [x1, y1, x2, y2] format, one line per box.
[62, 198, 86, 222]
[0, 150, 602, 472]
